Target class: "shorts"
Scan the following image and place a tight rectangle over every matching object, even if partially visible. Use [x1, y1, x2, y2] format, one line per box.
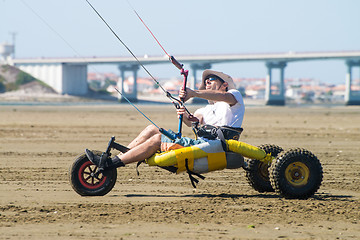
[160, 129, 206, 152]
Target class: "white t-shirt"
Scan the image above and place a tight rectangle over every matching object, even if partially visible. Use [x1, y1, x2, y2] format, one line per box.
[194, 89, 245, 128]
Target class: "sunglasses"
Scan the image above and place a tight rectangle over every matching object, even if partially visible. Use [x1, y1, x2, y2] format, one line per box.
[207, 76, 224, 83]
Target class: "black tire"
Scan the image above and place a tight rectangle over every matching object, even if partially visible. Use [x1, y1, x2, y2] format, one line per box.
[245, 144, 283, 193]
[270, 148, 323, 199]
[69, 151, 117, 196]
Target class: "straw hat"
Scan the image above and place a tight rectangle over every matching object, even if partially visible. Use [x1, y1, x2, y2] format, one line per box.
[199, 69, 236, 90]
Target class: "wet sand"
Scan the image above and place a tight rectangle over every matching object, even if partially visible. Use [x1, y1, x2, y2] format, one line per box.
[1, 104, 359, 239]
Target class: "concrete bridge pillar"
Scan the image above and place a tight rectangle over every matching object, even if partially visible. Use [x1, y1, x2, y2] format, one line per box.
[62, 63, 88, 95]
[190, 63, 211, 103]
[265, 61, 287, 106]
[345, 59, 360, 105]
[17, 63, 88, 95]
[118, 64, 140, 103]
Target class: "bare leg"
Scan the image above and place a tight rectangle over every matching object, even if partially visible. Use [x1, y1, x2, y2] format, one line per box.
[84, 128, 161, 169]
[127, 125, 159, 149]
[120, 132, 161, 165]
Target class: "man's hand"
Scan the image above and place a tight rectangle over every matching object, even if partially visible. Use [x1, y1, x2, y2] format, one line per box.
[176, 105, 189, 128]
[179, 87, 195, 102]
[177, 105, 201, 126]
[176, 105, 187, 119]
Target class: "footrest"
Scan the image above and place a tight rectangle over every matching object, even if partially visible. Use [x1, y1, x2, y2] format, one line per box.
[98, 152, 109, 171]
[112, 142, 130, 153]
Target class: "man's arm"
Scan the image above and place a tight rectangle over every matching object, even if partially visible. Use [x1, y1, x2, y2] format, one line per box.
[180, 88, 237, 106]
[176, 106, 203, 127]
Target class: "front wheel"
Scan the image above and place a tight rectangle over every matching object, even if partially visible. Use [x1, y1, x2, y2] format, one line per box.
[270, 148, 323, 199]
[69, 151, 117, 196]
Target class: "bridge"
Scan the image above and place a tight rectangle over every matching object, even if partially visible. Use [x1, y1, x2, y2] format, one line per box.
[11, 50, 360, 105]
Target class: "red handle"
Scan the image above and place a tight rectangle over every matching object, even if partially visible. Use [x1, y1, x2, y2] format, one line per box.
[170, 56, 183, 70]
[180, 69, 188, 102]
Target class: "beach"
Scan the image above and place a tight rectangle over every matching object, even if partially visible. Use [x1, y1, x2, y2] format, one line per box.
[1, 104, 359, 239]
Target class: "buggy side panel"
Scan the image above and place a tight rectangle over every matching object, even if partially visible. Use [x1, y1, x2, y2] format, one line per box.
[146, 140, 227, 173]
[146, 140, 269, 174]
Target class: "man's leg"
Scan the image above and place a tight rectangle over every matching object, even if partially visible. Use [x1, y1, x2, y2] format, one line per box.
[127, 125, 159, 149]
[120, 132, 161, 164]
[85, 132, 161, 169]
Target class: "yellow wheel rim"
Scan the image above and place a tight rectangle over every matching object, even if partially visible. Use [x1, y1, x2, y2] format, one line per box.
[285, 162, 310, 187]
[259, 162, 270, 180]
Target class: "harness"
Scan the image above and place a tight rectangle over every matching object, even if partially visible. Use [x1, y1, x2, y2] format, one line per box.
[193, 124, 243, 145]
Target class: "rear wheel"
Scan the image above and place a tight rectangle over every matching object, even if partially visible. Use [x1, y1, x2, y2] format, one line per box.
[69, 151, 117, 196]
[270, 148, 323, 199]
[245, 144, 283, 193]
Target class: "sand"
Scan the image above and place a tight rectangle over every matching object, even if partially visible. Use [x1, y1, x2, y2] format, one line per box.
[1, 104, 359, 239]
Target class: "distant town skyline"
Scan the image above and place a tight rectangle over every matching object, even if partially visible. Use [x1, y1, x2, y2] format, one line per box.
[1, 0, 360, 84]
[88, 71, 354, 104]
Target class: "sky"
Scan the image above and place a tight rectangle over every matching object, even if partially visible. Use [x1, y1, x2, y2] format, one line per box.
[1, 0, 360, 84]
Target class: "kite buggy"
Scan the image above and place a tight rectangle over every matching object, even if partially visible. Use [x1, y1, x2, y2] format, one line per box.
[69, 127, 323, 199]
[69, 1, 323, 200]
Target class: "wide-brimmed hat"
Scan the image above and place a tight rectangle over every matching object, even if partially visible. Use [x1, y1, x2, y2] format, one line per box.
[199, 69, 236, 90]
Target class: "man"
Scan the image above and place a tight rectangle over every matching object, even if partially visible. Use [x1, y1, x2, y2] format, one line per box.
[85, 69, 245, 169]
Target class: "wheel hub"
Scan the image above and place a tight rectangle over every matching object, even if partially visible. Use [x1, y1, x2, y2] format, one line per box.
[78, 161, 106, 189]
[259, 162, 270, 180]
[285, 162, 310, 187]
